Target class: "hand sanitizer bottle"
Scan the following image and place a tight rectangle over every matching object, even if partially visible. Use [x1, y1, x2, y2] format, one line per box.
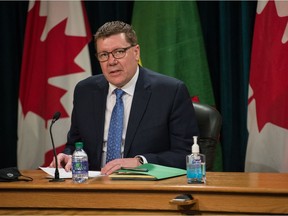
[186, 136, 206, 184]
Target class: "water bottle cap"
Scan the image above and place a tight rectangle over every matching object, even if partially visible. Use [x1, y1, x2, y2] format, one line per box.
[75, 142, 83, 149]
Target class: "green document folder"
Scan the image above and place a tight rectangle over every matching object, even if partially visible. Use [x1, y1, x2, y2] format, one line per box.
[109, 163, 187, 180]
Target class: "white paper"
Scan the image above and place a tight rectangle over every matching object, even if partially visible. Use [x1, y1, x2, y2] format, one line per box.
[39, 167, 102, 179]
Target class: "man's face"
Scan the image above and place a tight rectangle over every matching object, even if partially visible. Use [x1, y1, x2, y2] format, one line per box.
[96, 33, 140, 88]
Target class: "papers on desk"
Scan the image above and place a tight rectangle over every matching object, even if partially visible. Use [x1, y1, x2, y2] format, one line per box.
[109, 163, 187, 180]
[39, 167, 101, 179]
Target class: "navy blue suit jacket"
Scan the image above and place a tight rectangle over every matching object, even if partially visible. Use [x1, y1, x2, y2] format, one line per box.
[64, 66, 199, 170]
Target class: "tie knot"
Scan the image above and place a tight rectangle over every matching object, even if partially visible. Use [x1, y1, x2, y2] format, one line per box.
[114, 88, 124, 99]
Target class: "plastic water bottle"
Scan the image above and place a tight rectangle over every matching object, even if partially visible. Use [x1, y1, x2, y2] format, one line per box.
[72, 142, 88, 183]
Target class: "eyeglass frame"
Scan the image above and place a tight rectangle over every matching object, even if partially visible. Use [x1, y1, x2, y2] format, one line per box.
[96, 45, 136, 62]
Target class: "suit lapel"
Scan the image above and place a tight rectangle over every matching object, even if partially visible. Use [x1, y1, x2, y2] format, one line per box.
[124, 68, 151, 156]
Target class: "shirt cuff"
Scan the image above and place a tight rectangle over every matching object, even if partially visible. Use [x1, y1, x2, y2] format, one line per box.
[135, 155, 147, 164]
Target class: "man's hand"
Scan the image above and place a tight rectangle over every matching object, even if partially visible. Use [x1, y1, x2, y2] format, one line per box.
[101, 158, 141, 175]
[49, 153, 72, 172]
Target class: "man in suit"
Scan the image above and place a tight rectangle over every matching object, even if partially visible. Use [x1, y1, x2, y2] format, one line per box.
[50, 21, 199, 175]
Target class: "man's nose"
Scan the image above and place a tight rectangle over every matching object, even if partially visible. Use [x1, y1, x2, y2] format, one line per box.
[107, 53, 118, 64]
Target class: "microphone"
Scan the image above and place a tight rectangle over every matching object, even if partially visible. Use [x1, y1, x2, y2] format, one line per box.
[49, 111, 65, 182]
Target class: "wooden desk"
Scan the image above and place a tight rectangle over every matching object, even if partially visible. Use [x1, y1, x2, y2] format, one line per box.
[0, 170, 288, 215]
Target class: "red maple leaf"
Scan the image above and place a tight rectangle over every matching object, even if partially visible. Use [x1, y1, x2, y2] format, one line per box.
[249, 0, 288, 132]
[19, 1, 90, 127]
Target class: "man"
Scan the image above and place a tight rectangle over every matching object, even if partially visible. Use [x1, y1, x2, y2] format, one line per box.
[50, 21, 199, 175]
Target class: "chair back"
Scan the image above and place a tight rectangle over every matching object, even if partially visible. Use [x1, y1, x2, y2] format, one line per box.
[193, 102, 222, 171]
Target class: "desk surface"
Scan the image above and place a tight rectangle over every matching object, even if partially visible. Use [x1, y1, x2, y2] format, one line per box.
[1, 170, 288, 214]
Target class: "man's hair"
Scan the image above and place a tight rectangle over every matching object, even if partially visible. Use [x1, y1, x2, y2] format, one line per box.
[94, 21, 138, 49]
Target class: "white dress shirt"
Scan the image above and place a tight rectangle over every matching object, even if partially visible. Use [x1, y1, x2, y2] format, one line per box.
[101, 67, 139, 167]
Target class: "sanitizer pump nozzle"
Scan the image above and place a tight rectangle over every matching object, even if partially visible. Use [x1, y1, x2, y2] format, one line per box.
[192, 136, 199, 154]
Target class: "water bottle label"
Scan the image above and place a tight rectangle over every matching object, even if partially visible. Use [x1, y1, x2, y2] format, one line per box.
[72, 161, 88, 174]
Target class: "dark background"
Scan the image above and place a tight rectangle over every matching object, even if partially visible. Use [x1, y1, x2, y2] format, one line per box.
[0, 1, 257, 171]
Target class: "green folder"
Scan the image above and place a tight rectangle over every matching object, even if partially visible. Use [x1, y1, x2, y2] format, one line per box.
[109, 163, 187, 180]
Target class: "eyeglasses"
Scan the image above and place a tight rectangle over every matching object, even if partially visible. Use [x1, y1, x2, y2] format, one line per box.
[96, 45, 136, 62]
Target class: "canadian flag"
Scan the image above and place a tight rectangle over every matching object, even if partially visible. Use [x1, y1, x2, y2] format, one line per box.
[245, 0, 288, 172]
[18, 0, 92, 169]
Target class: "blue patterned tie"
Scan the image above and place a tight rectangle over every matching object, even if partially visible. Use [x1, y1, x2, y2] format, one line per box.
[106, 89, 125, 163]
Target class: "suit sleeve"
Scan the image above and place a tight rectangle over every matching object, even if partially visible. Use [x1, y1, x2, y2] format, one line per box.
[143, 82, 199, 169]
